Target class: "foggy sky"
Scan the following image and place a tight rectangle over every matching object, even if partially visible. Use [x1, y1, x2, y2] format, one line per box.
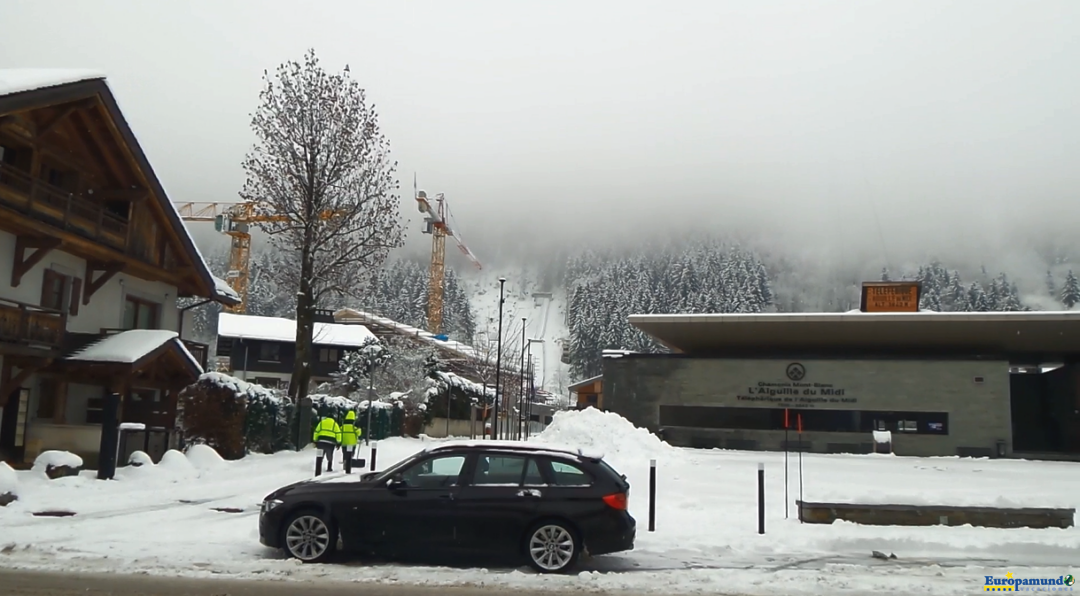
[2, 0, 1078, 275]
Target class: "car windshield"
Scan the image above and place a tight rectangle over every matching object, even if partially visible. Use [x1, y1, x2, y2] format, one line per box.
[371, 449, 430, 482]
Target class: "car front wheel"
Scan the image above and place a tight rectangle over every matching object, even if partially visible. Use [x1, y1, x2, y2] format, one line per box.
[282, 510, 337, 563]
[525, 521, 579, 573]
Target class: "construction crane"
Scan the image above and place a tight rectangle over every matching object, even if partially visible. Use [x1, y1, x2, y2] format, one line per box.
[174, 202, 339, 314]
[415, 186, 482, 335]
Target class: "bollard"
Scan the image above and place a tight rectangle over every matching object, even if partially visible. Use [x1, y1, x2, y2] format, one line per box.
[370, 442, 378, 472]
[648, 458, 657, 532]
[757, 462, 765, 535]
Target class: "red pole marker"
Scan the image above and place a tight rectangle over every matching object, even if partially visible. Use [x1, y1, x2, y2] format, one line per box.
[797, 413, 803, 433]
[784, 408, 790, 429]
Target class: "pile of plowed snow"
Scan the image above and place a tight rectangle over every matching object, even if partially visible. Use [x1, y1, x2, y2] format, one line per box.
[534, 407, 677, 462]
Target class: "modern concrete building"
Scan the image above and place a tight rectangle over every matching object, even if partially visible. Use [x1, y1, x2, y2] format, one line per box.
[603, 310, 1080, 458]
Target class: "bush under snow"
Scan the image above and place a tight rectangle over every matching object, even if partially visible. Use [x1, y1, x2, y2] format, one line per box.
[185, 444, 226, 471]
[534, 408, 676, 462]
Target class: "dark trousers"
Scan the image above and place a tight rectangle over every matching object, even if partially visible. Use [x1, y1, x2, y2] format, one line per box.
[315, 439, 337, 475]
[342, 446, 356, 474]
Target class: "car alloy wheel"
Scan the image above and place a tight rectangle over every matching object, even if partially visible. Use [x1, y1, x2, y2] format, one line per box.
[528, 524, 576, 572]
[284, 514, 332, 562]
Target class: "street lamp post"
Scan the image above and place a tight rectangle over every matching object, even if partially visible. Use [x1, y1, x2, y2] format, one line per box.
[519, 317, 526, 440]
[525, 339, 544, 439]
[493, 277, 506, 440]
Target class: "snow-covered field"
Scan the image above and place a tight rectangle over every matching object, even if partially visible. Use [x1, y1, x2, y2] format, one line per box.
[1, 409, 1078, 595]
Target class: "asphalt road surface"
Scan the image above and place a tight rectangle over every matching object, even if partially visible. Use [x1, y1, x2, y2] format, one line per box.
[0, 569, 627, 596]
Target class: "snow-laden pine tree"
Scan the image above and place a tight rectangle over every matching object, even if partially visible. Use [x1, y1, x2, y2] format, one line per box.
[1061, 271, 1080, 308]
[240, 49, 405, 403]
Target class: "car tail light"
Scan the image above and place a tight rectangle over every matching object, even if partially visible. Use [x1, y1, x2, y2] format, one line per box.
[603, 492, 628, 510]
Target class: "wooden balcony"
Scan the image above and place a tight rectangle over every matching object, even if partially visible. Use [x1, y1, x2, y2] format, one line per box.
[0, 162, 129, 252]
[181, 339, 209, 371]
[0, 297, 66, 348]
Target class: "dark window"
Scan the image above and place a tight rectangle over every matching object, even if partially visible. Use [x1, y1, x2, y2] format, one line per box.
[472, 455, 527, 485]
[40, 269, 68, 311]
[658, 405, 949, 435]
[400, 454, 466, 489]
[259, 343, 281, 362]
[123, 297, 159, 329]
[216, 339, 233, 357]
[548, 460, 592, 486]
[318, 348, 339, 363]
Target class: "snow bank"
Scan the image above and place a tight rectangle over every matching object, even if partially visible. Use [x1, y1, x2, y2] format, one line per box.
[128, 451, 154, 467]
[33, 451, 84, 470]
[158, 450, 197, 477]
[535, 408, 676, 462]
[0, 462, 17, 496]
[185, 444, 226, 471]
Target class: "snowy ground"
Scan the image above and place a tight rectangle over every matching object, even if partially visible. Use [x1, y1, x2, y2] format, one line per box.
[1, 410, 1078, 595]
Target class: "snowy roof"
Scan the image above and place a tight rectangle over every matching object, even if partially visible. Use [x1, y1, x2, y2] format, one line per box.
[628, 310, 1080, 355]
[68, 330, 202, 372]
[333, 308, 479, 360]
[212, 276, 241, 303]
[217, 313, 375, 347]
[0, 69, 105, 97]
[568, 375, 603, 391]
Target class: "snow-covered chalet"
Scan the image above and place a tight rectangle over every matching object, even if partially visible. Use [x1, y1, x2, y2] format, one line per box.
[0, 70, 240, 468]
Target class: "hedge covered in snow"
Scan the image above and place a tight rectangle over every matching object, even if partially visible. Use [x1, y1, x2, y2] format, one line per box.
[178, 373, 293, 459]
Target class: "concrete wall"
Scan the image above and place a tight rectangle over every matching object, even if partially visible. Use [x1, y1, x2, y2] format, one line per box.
[0, 229, 181, 333]
[424, 417, 481, 439]
[604, 356, 1012, 457]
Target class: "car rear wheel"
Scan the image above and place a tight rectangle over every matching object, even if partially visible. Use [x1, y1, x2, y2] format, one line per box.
[282, 510, 337, 563]
[525, 521, 579, 573]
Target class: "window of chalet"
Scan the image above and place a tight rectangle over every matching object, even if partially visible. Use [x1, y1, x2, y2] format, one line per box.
[318, 347, 339, 363]
[259, 343, 281, 362]
[40, 269, 82, 315]
[254, 377, 282, 389]
[123, 296, 159, 329]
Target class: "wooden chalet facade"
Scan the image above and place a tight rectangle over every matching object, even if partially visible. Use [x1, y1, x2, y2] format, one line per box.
[0, 70, 239, 467]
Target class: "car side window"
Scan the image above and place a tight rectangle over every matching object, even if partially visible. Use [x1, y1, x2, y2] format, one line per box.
[523, 458, 545, 486]
[472, 455, 527, 485]
[400, 455, 466, 489]
[549, 460, 592, 486]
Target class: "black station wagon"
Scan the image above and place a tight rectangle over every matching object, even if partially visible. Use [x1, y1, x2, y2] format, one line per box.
[259, 441, 636, 572]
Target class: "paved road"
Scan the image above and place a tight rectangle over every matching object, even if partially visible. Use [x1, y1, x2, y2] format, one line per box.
[0, 568, 622, 596]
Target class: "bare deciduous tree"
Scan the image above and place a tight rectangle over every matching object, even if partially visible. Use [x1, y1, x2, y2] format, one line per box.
[241, 48, 405, 403]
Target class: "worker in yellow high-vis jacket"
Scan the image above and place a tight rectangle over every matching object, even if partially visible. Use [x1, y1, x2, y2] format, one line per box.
[312, 415, 341, 476]
[340, 410, 362, 474]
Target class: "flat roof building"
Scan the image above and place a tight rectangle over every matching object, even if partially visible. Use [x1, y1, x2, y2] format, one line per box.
[603, 309, 1080, 459]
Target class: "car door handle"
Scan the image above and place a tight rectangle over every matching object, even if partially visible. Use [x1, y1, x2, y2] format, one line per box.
[517, 489, 541, 498]
[438, 494, 455, 502]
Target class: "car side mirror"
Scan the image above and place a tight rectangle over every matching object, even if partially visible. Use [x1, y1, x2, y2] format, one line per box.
[387, 474, 406, 490]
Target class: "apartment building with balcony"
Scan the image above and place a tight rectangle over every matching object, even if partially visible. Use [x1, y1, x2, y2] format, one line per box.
[0, 70, 240, 466]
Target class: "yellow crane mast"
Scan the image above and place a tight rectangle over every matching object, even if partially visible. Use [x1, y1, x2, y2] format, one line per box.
[415, 188, 482, 335]
[174, 202, 339, 314]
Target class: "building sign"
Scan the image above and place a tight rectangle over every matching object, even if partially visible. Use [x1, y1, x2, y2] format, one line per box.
[860, 282, 921, 313]
[735, 362, 857, 408]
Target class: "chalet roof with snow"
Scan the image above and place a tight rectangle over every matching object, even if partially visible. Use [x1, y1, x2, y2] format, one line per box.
[333, 308, 484, 363]
[0, 69, 240, 307]
[628, 310, 1080, 360]
[56, 329, 204, 389]
[217, 313, 375, 348]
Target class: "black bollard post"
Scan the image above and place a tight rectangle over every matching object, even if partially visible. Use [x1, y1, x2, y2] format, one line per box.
[370, 441, 378, 472]
[648, 458, 657, 532]
[96, 392, 120, 481]
[314, 453, 323, 477]
[757, 462, 765, 535]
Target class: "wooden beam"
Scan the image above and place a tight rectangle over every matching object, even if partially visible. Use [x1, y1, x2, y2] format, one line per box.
[11, 235, 62, 287]
[83, 260, 124, 305]
[35, 99, 96, 138]
[0, 358, 51, 408]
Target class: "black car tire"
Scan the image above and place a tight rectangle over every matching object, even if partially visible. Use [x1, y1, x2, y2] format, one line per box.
[281, 509, 337, 563]
[524, 520, 580, 574]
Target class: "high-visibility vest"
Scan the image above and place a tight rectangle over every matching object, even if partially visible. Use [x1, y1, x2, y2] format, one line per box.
[341, 411, 360, 447]
[313, 417, 341, 444]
